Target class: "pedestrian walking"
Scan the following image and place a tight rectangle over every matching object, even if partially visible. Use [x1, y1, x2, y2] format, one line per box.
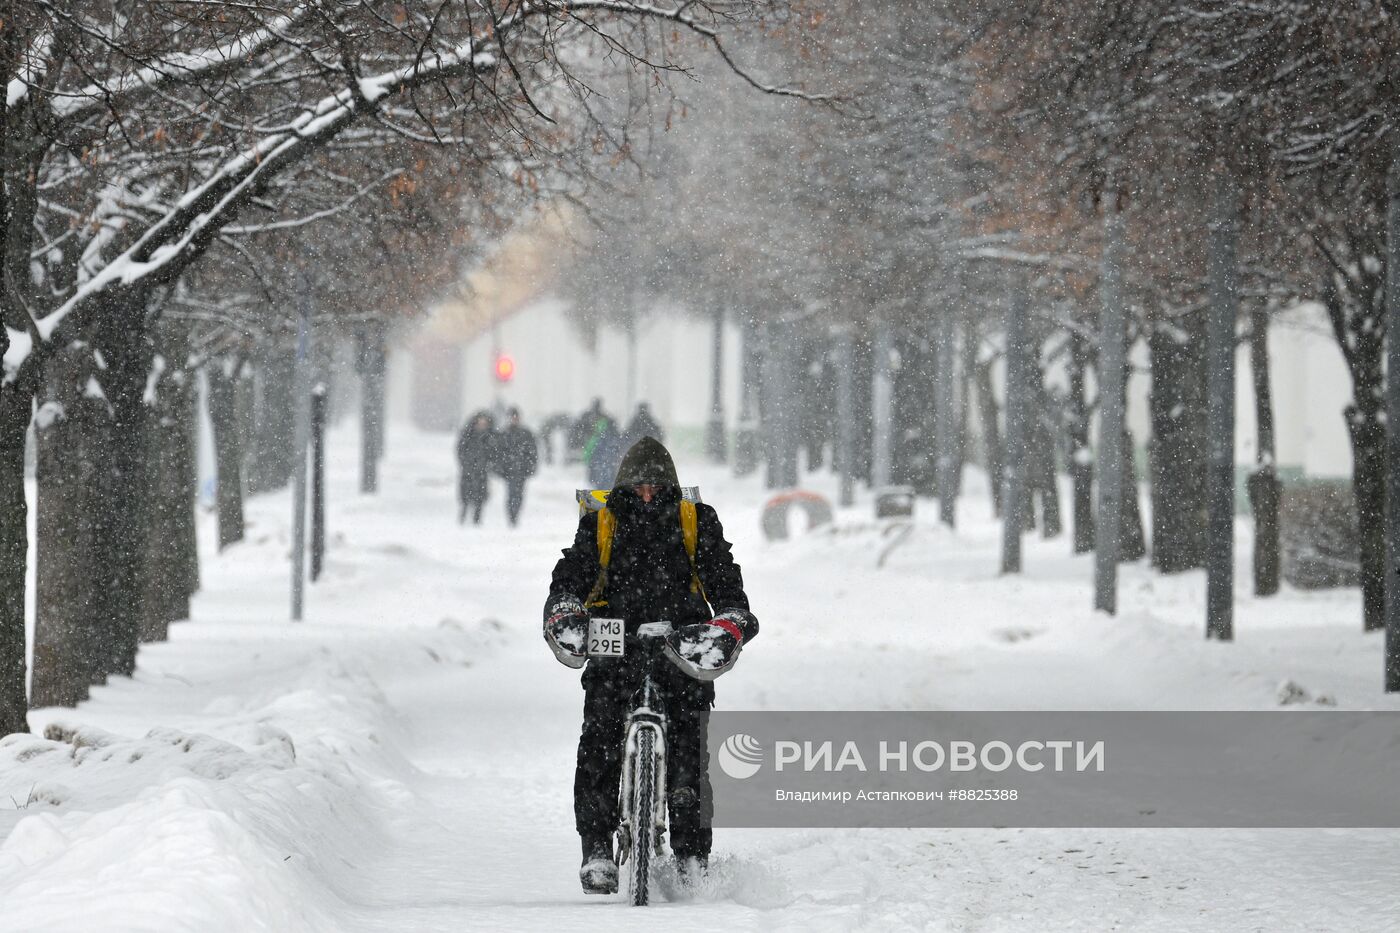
[496, 407, 539, 526]
[456, 411, 496, 524]
[580, 400, 622, 490]
[624, 401, 664, 447]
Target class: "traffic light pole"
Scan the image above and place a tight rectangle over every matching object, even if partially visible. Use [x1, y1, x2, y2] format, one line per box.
[290, 295, 311, 621]
[706, 304, 727, 463]
[310, 383, 327, 583]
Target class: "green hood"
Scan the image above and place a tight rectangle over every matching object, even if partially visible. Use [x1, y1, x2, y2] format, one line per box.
[613, 436, 680, 488]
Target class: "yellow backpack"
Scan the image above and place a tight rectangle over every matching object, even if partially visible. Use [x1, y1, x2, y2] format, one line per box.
[586, 500, 705, 609]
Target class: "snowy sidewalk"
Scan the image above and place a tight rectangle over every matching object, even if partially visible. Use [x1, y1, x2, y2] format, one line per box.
[2, 427, 1397, 931]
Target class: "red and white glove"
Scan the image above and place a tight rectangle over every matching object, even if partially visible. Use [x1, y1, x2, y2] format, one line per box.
[665, 609, 755, 681]
[707, 609, 751, 644]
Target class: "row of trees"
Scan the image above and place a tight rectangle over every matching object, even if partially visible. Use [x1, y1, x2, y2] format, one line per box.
[0, 0, 814, 734]
[554, 1, 1399, 688]
[959, 2, 1400, 683]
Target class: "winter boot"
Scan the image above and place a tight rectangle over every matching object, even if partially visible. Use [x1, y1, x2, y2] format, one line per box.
[580, 835, 618, 895]
[675, 853, 709, 887]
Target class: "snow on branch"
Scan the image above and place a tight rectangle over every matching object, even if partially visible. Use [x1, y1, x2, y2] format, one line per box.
[38, 4, 315, 123]
[220, 170, 405, 236]
[5, 30, 53, 109]
[34, 39, 502, 342]
[25, 0, 821, 357]
[556, 0, 834, 102]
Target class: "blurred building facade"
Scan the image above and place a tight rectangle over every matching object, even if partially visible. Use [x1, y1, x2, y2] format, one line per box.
[387, 298, 742, 456]
[383, 206, 1352, 479]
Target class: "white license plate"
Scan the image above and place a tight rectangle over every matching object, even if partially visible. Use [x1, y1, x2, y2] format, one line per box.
[588, 618, 625, 658]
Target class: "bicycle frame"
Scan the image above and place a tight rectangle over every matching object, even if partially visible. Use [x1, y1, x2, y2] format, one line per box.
[615, 631, 671, 882]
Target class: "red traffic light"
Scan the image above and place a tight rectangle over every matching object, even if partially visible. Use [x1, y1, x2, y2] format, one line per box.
[494, 353, 515, 383]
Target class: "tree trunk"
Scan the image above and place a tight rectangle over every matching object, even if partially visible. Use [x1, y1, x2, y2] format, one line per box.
[1348, 403, 1386, 631]
[1319, 267, 1386, 632]
[1001, 291, 1029, 573]
[33, 350, 112, 707]
[733, 317, 761, 478]
[1387, 152, 1400, 689]
[761, 322, 800, 489]
[249, 343, 295, 494]
[975, 355, 1004, 517]
[806, 354, 836, 472]
[1120, 428, 1147, 563]
[1020, 341, 1061, 538]
[1031, 373, 1062, 539]
[935, 314, 958, 526]
[889, 329, 936, 493]
[870, 322, 894, 490]
[357, 322, 387, 493]
[140, 338, 198, 644]
[835, 329, 855, 507]
[954, 313, 977, 501]
[1095, 188, 1128, 614]
[91, 297, 154, 677]
[1204, 169, 1238, 641]
[0, 381, 34, 734]
[1247, 307, 1281, 597]
[852, 328, 874, 485]
[207, 359, 246, 550]
[1147, 313, 1207, 573]
[1068, 327, 1095, 553]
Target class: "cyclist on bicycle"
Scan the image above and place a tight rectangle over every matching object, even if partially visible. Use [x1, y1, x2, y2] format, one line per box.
[543, 436, 758, 895]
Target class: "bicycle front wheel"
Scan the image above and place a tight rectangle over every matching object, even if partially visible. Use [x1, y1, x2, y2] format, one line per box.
[628, 727, 656, 906]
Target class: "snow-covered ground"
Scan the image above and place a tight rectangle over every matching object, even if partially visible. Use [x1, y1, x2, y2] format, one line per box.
[2, 426, 1397, 932]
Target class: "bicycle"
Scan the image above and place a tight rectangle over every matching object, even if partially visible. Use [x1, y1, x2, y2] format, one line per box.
[608, 621, 673, 906]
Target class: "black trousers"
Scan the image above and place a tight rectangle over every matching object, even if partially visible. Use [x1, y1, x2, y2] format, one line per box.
[458, 475, 486, 524]
[505, 477, 527, 525]
[575, 655, 715, 858]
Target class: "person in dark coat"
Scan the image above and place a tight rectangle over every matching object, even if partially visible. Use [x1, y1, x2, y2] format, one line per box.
[540, 412, 574, 466]
[570, 398, 605, 464]
[455, 411, 496, 524]
[543, 437, 759, 894]
[495, 407, 538, 526]
[581, 401, 621, 490]
[624, 401, 664, 447]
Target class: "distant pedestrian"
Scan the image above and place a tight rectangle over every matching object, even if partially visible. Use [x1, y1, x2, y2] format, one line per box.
[624, 401, 664, 447]
[580, 400, 622, 490]
[496, 408, 539, 526]
[540, 413, 573, 466]
[571, 398, 604, 464]
[456, 411, 496, 524]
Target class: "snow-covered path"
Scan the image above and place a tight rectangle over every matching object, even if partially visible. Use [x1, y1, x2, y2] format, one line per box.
[3, 426, 1399, 931]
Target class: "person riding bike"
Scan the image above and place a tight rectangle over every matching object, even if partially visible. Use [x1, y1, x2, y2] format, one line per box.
[543, 436, 759, 895]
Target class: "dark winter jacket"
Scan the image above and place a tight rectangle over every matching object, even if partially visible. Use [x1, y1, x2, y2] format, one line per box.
[547, 439, 755, 638]
[495, 425, 538, 482]
[456, 421, 496, 502]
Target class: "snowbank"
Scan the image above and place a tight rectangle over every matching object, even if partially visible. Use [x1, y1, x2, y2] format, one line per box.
[2, 425, 1396, 931]
[0, 654, 414, 932]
